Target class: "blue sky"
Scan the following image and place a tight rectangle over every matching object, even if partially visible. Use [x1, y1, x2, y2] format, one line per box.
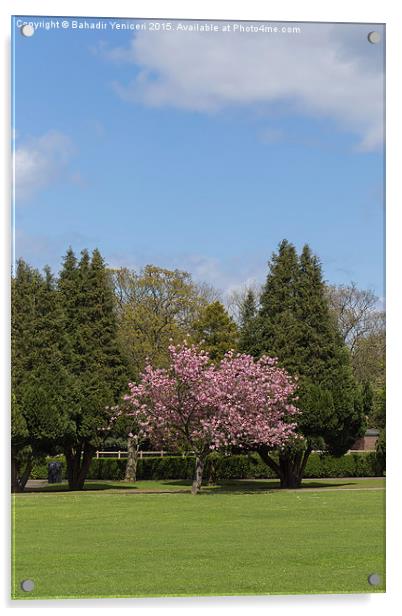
[12, 17, 385, 299]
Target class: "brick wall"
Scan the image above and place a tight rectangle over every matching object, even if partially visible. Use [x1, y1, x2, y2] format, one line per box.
[350, 434, 379, 451]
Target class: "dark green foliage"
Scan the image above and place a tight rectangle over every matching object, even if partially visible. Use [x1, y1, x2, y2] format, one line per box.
[11, 393, 29, 451]
[11, 248, 128, 492]
[12, 260, 43, 392]
[19, 267, 71, 452]
[238, 289, 258, 353]
[11, 261, 70, 490]
[57, 248, 128, 490]
[192, 300, 238, 361]
[243, 240, 365, 487]
[11, 393, 32, 492]
[31, 452, 381, 481]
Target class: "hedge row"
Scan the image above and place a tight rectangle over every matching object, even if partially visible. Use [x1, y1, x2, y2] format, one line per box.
[31, 451, 384, 481]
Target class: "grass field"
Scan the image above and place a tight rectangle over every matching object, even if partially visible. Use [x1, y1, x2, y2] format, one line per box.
[12, 478, 385, 599]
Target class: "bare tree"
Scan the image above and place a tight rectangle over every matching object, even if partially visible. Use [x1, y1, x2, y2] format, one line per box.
[326, 282, 383, 352]
[226, 282, 262, 324]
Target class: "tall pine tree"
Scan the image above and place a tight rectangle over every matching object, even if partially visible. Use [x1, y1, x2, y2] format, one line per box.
[247, 241, 364, 488]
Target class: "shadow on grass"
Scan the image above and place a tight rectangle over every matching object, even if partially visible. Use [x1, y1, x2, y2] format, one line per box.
[162, 479, 357, 494]
[25, 481, 143, 493]
[24, 478, 357, 494]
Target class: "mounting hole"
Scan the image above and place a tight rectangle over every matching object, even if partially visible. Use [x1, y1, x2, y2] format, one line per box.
[20, 24, 35, 38]
[367, 31, 381, 44]
[20, 579, 35, 592]
[368, 573, 381, 586]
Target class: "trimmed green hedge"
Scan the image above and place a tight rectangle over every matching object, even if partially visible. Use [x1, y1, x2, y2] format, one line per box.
[31, 451, 383, 481]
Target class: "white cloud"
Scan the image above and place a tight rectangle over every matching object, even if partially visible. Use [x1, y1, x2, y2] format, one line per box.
[14, 131, 74, 202]
[163, 253, 266, 300]
[104, 23, 384, 151]
[103, 249, 266, 300]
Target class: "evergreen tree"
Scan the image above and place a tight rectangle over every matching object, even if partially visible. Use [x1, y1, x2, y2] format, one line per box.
[238, 289, 258, 353]
[245, 241, 365, 488]
[192, 301, 238, 361]
[254, 240, 303, 373]
[11, 261, 69, 491]
[58, 248, 127, 490]
[11, 260, 43, 395]
[11, 393, 30, 492]
[11, 261, 36, 493]
[20, 267, 71, 452]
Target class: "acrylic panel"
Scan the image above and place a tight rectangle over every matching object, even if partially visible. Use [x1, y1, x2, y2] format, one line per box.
[11, 15, 385, 600]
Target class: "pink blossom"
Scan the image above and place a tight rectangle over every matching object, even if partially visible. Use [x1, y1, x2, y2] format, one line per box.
[123, 343, 299, 457]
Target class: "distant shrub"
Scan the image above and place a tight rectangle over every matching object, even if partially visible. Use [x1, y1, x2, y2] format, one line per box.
[31, 451, 382, 481]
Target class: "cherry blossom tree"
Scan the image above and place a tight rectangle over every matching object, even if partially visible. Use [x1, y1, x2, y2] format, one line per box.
[124, 343, 299, 494]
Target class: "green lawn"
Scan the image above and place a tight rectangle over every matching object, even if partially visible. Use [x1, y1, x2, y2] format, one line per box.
[12, 479, 385, 599]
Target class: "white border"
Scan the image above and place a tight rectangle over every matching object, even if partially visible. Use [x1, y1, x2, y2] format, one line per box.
[2, 1, 401, 614]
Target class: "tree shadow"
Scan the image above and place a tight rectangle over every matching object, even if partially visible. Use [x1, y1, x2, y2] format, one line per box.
[24, 478, 359, 495]
[25, 481, 142, 493]
[162, 479, 358, 494]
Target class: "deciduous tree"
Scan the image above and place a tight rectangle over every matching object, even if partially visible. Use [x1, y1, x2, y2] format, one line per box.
[112, 265, 217, 377]
[326, 282, 380, 352]
[124, 343, 298, 494]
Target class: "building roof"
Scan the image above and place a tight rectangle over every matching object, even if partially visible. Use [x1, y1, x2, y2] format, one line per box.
[365, 429, 380, 436]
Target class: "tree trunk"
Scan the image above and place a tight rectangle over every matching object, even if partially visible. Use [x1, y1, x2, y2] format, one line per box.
[124, 434, 139, 482]
[258, 445, 284, 483]
[65, 442, 95, 490]
[191, 455, 206, 495]
[19, 455, 33, 491]
[11, 451, 33, 493]
[258, 445, 312, 489]
[278, 451, 302, 488]
[278, 447, 312, 488]
[11, 454, 22, 493]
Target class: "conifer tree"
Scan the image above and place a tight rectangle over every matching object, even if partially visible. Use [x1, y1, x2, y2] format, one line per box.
[11, 393, 30, 492]
[12, 261, 42, 492]
[238, 289, 258, 353]
[245, 240, 365, 488]
[20, 266, 71, 450]
[58, 248, 127, 490]
[11, 260, 43, 396]
[192, 301, 238, 361]
[11, 261, 69, 491]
